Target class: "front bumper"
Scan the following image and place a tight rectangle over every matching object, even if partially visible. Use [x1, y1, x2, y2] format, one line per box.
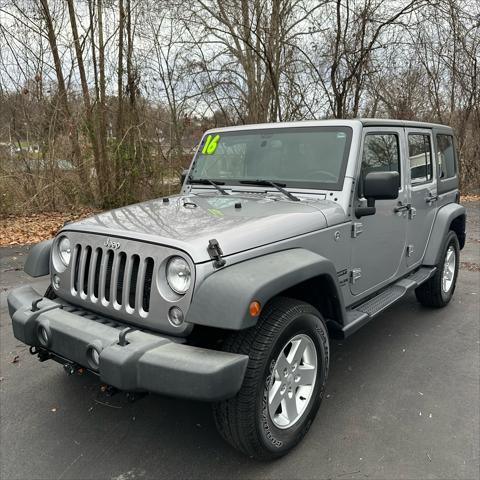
[8, 286, 248, 401]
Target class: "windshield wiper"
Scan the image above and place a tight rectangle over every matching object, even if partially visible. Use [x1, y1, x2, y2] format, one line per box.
[188, 177, 230, 196]
[239, 180, 300, 202]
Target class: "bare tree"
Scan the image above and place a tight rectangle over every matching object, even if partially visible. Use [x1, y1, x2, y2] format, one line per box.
[186, 0, 322, 123]
[0, 0, 478, 215]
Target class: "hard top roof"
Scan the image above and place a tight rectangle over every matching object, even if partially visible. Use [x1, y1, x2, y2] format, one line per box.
[359, 118, 451, 130]
[206, 118, 452, 133]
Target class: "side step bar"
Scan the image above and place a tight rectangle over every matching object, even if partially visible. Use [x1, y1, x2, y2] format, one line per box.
[342, 267, 436, 337]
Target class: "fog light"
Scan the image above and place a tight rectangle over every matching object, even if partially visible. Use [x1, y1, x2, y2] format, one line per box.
[168, 306, 184, 327]
[53, 274, 60, 290]
[87, 346, 100, 368]
[38, 326, 49, 346]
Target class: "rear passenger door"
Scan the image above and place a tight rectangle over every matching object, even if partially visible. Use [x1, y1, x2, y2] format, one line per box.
[405, 129, 437, 267]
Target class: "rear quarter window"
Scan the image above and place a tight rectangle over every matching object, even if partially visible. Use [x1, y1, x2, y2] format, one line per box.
[436, 134, 457, 179]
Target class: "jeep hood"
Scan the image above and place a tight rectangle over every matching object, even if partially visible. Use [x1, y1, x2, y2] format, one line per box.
[64, 194, 345, 263]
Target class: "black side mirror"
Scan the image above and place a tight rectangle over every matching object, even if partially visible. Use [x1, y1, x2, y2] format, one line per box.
[180, 169, 189, 185]
[356, 171, 399, 218]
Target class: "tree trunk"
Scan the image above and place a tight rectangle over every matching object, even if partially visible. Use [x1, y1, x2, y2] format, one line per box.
[66, 0, 106, 204]
[39, 0, 92, 201]
[96, 0, 110, 204]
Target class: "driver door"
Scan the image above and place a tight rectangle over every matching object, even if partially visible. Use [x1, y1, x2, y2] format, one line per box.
[350, 127, 408, 296]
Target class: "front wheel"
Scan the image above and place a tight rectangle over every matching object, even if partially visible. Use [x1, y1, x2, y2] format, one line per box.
[213, 297, 329, 460]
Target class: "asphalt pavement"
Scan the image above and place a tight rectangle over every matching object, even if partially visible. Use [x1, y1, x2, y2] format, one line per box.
[1, 202, 479, 480]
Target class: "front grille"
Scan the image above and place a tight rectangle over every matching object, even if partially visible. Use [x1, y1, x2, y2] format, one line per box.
[71, 244, 154, 315]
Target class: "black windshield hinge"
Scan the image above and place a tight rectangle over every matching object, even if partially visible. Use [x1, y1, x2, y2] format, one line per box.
[207, 239, 226, 268]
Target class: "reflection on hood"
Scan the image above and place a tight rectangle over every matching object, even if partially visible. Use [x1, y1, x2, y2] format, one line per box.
[66, 193, 345, 262]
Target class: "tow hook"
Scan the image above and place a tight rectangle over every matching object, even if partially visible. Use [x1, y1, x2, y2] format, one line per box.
[118, 327, 136, 346]
[29, 346, 51, 362]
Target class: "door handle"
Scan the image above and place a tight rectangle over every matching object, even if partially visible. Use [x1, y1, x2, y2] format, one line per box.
[394, 202, 411, 213]
[426, 193, 438, 204]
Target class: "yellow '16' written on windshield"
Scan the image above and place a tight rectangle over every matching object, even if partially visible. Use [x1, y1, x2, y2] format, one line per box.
[201, 134, 220, 155]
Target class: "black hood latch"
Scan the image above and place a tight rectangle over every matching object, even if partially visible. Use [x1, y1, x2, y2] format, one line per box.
[207, 239, 226, 268]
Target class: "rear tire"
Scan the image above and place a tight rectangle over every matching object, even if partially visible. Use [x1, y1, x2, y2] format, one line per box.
[415, 230, 460, 308]
[213, 297, 329, 460]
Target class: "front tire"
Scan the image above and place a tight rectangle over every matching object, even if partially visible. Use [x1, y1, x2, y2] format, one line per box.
[415, 230, 460, 308]
[213, 297, 329, 460]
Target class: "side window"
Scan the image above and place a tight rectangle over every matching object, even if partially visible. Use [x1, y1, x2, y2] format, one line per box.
[362, 133, 400, 177]
[436, 134, 456, 179]
[408, 134, 433, 185]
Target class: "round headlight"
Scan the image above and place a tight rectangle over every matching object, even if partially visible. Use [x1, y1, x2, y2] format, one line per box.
[58, 236, 71, 266]
[166, 256, 191, 294]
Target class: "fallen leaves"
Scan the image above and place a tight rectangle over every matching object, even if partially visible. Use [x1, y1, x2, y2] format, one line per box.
[0, 209, 99, 246]
[461, 193, 480, 202]
[461, 261, 480, 272]
[11, 355, 20, 364]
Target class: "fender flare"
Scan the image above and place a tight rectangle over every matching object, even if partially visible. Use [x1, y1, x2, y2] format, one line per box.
[24, 239, 53, 277]
[186, 249, 346, 330]
[423, 203, 466, 266]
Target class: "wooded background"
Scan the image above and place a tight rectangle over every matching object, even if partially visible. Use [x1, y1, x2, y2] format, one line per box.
[0, 0, 478, 214]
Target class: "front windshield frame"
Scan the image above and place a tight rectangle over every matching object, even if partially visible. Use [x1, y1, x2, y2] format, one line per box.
[189, 126, 353, 191]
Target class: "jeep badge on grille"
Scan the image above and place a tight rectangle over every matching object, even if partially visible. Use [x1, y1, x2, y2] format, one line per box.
[104, 238, 121, 250]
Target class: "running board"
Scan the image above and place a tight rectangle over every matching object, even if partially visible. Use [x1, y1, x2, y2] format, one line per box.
[342, 267, 436, 337]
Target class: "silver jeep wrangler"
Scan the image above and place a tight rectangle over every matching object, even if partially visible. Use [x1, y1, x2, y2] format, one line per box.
[8, 119, 466, 459]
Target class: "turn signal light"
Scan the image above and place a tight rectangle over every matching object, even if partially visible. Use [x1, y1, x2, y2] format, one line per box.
[249, 301, 261, 317]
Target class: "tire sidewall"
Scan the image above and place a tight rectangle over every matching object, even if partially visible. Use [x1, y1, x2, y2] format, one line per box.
[440, 231, 460, 303]
[255, 307, 329, 456]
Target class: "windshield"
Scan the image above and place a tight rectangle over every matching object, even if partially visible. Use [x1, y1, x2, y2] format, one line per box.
[190, 126, 352, 190]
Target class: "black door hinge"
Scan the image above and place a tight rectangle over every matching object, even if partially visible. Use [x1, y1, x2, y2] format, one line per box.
[207, 239, 226, 268]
